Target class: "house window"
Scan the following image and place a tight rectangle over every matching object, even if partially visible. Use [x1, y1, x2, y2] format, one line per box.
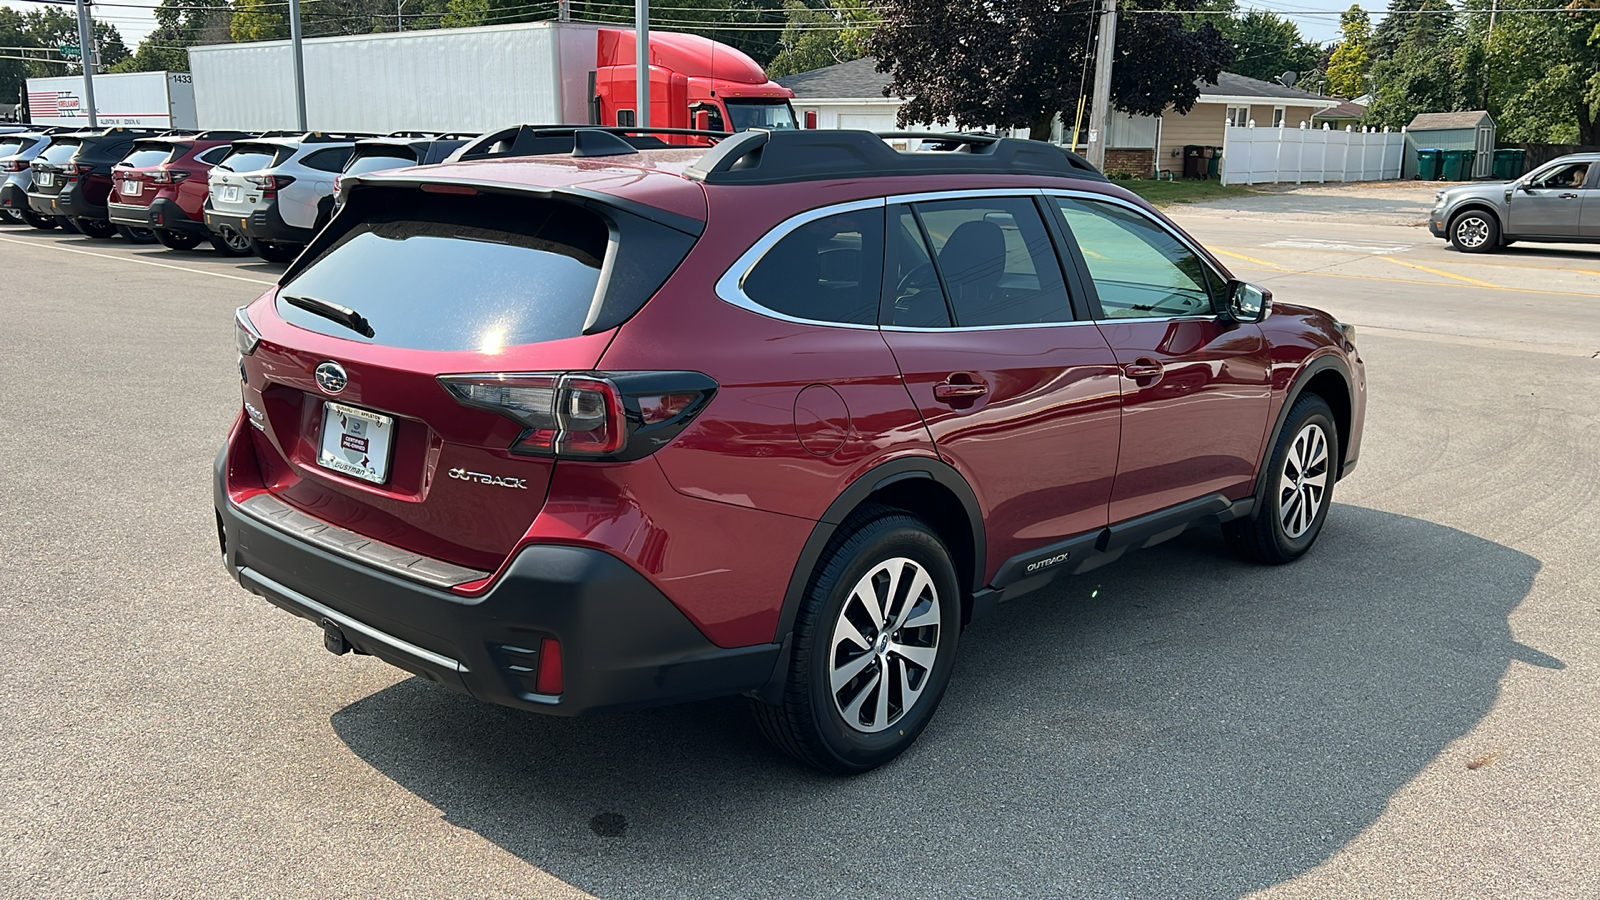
[1227, 106, 1250, 127]
[1273, 106, 1286, 128]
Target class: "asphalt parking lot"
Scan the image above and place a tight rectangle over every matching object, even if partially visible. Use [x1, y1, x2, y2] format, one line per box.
[3, 188, 1599, 899]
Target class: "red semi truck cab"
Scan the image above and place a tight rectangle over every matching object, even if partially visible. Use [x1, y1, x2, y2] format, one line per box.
[592, 29, 796, 137]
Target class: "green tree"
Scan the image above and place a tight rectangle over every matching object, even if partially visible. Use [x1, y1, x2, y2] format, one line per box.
[1479, 0, 1600, 143]
[232, 0, 288, 42]
[112, 0, 234, 74]
[766, 1, 874, 78]
[441, 0, 491, 28]
[1363, 0, 1463, 128]
[871, 0, 1235, 139]
[1325, 5, 1371, 98]
[1218, 10, 1321, 84]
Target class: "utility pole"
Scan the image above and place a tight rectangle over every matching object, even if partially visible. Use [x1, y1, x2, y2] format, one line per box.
[635, 0, 650, 128]
[74, 0, 97, 128]
[558, 0, 570, 22]
[1085, 0, 1117, 170]
[289, 0, 308, 131]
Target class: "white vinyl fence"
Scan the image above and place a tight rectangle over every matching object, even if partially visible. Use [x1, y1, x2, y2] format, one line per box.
[1221, 123, 1406, 185]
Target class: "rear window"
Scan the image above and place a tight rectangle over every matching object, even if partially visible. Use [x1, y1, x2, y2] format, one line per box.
[279, 194, 609, 351]
[118, 144, 178, 168]
[0, 138, 29, 157]
[218, 144, 285, 172]
[343, 150, 418, 177]
[38, 140, 81, 163]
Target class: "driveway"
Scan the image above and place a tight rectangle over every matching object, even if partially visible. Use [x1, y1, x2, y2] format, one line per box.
[1181, 180, 1446, 227]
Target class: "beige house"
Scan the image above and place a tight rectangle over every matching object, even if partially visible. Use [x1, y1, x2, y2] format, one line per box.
[777, 60, 1339, 177]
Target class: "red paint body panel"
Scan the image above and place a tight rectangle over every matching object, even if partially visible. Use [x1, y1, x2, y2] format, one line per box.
[881, 324, 1123, 583]
[1097, 319, 1273, 521]
[110, 138, 234, 221]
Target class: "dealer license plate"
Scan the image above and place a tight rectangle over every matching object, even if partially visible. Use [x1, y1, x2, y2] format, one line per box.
[220, 185, 240, 203]
[120, 180, 141, 196]
[317, 402, 394, 485]
[35, 172, 53, 187]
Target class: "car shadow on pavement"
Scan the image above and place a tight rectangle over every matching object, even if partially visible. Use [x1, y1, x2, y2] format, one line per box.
[331, 505, 1549, 898]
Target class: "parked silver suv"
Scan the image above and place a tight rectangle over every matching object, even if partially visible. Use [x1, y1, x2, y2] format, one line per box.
[203, 132, 370, 263]
[1430, 153, 1599, 253]
[0, 129, 60, 229]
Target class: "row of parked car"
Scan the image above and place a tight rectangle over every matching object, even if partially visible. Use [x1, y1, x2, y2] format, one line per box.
[0, 126, 473, 262]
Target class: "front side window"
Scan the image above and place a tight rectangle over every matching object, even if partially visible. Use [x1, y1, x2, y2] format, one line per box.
[741, 208, 885, 326]
[1054, 196, 1216, 319]
[908, 197, 1074, 327]
[1528, 162, 1591, 190]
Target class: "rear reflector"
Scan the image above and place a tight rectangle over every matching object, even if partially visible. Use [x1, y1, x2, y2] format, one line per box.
[535, 638, 563, 695]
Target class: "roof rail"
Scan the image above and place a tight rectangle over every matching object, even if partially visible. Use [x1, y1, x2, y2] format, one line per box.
[192, 130, 258, 141]
[384, 130, 438, 139]
[685, 130, 1107, 185]
[453, 124, 730, 161]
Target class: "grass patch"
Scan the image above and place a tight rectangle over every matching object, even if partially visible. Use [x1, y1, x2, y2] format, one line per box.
[1120, 179, 1256, 208]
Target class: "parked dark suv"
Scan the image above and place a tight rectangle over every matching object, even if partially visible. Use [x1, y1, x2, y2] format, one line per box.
[215, 128, 1365, 773]
[108, 130, 258, 252]
[27, 127, 169, 238]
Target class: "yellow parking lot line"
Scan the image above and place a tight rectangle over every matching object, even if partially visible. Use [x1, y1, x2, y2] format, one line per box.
[1223, 261, 1600, 299]
[1380, 256, 1499, 288]
[1213, 248, 1289, 270]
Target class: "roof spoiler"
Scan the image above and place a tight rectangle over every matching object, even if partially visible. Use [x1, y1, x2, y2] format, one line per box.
[684, 130, 1107, 185]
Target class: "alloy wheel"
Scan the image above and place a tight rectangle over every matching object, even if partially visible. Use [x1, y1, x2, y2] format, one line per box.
[829, 557, 942, 734]
[221, 227, 250, 252]
[1454, 217, 1489, 249]
[1278, 422, 1329, 539]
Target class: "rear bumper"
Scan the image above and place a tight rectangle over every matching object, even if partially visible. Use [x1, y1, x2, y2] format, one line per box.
[214, 446, 781, 716]
[28, 182, 101, 220]
[205, 199, 313, 246]
[113, 197, 207, 234]
[0, 182, 29, 211]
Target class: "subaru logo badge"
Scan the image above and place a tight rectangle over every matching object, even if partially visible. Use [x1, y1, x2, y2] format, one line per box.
[314, 361, 348, 394]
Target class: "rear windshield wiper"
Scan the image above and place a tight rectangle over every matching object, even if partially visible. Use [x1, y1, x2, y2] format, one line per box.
[281, 293, 375, 339]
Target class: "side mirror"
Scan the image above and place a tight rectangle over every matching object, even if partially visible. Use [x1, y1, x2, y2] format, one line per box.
[1226, 280, 1272, 323]
[694, 110, 711, 132]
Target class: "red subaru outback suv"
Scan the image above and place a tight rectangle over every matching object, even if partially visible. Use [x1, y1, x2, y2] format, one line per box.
[108, 130, 258, 254]
[215, 128, 1365, 773]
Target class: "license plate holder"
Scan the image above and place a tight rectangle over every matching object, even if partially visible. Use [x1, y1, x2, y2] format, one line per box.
[120, 180, 141, 196]
[36, 172, 53, 187]
[220, 185, 240, 203]
[317, 401, 394, 485]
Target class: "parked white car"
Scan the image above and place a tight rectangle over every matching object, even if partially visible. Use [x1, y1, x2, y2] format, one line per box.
[203, 132, 368, 262]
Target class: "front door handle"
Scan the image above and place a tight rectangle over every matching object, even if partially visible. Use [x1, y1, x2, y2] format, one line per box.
[1559, 192, 1580, 199]
[1123, 359, 1165, 380]
[933, 380, 988, 402]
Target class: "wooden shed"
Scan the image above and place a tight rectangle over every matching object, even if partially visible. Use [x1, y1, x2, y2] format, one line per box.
[1404, 110, 1495, 178]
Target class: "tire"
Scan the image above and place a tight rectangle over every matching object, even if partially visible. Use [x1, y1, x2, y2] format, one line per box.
[250, 239, 301, 263]
[0, 207, 22, 225]
[1449, 209, 1499, 253]
[55, 216, 81, 234]
[116, 224, 158, 244]
[751, 507, 962, 774]
[209, 226, 253, 257]
[1224, 393, 1339, 565]
[20, 208, 56, 229]
[154, 229, 203, 250]
[75, 217, 117, 239]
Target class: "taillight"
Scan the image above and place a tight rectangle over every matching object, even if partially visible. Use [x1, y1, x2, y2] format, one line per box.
[246, 173, 295, 198]
[438, 371, 716, 461]
[150, 168, 188, 184]
[236, 306, 261, 357]
[0, 159, 25, 173]
[63, 163, 88, 178]
[332, 175, 342, 193]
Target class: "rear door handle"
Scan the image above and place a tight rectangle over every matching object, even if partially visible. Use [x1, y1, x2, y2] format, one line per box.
[1123, 360, 1164, 380]
[933, 381, 989, 402]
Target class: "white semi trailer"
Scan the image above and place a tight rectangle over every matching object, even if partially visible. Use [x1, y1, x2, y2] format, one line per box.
[24, 71, 197, 129]
[188, 20, 794, 135]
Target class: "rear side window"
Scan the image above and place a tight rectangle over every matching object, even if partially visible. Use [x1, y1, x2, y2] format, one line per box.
[38, 140, 80, 163]
[912, 197, 1074, 327]
[343, 150, 418, 176]
[196, 146, 230, 166]
[741, 209, 885, 326]
[280, 193, 609, 351]
[218, 145, 284, 172]
[118, 145, 177, 168]
[302, 148, 354, 172]
[1054, 197, 1215, 319]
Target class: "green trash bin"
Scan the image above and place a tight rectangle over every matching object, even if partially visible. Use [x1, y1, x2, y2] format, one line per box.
[1441, 149, 1474, 181]
[1207, 146, 1222, 179]
[1415, 148, 1443, 180]
[1493, 148, 1526, 180]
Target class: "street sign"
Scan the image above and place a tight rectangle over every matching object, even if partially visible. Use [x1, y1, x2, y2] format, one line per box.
[58, 45, 80, 59]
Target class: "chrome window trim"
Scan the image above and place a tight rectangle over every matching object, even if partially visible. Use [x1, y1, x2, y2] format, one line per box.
[713, 197, 887, 331]
[1042, 188, 1230, 321]
[882, 321, 1102, 333]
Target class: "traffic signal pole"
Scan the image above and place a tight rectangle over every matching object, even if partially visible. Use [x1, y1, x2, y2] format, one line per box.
[74, 0, 97, 128]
